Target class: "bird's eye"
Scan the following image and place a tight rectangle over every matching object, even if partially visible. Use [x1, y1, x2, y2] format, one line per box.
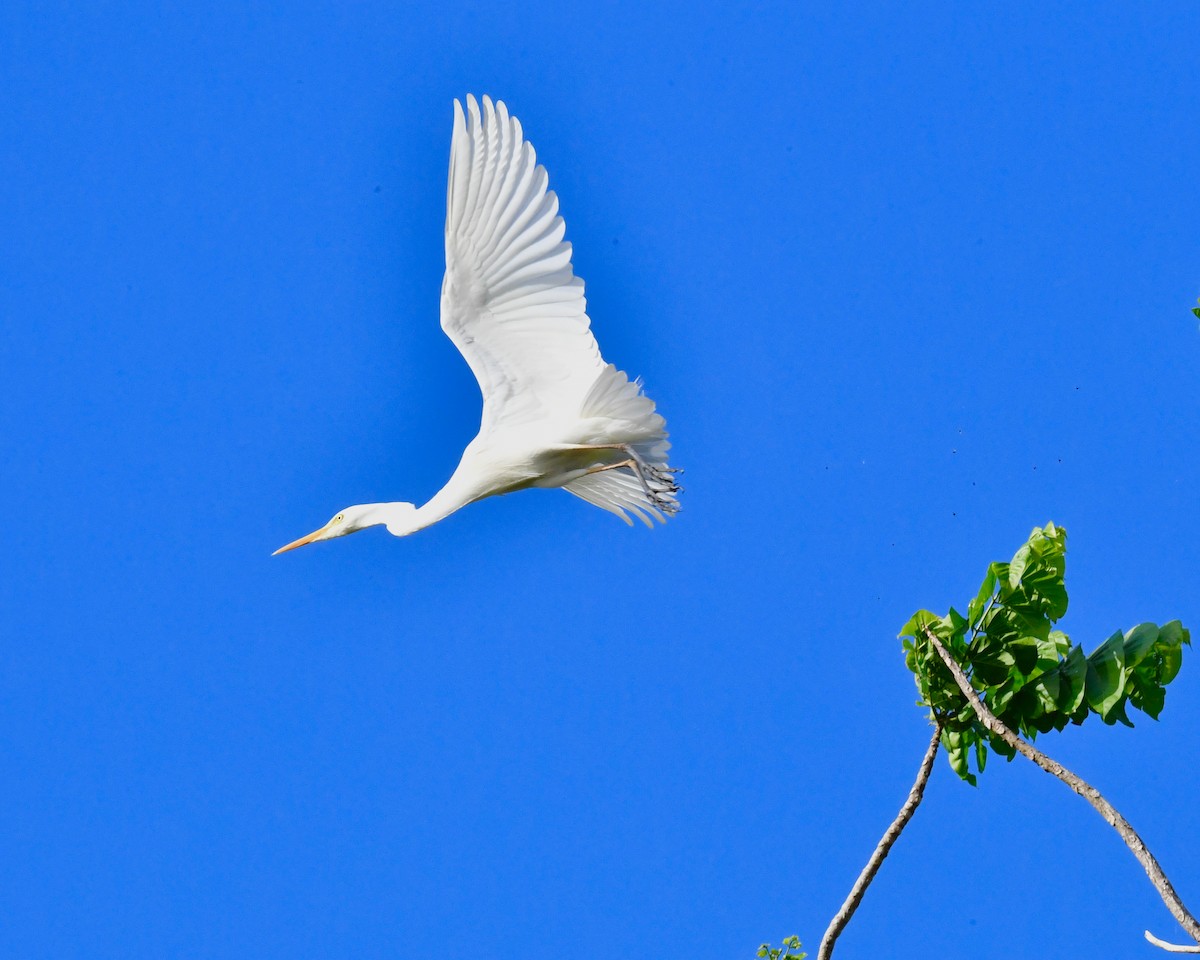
[334, 513, 345, 523]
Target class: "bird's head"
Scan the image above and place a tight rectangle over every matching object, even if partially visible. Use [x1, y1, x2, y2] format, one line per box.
[272, 502, 417, 555]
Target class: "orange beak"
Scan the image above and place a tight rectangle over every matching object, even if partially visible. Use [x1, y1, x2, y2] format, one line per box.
[272, 524, 330, 556]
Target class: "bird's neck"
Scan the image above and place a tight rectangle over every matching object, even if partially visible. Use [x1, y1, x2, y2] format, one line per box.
[410, 470, 484, 532]
[359, 476, 481, 538]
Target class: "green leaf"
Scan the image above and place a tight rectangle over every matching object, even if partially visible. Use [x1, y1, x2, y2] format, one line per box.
[1131, 678, 1166, 720]
[1123, 623, 1160, 667]
[972, 646, 1015, 686]
[1104, 698, 1134, 728]
[990, 734, 1017, 760]
[1160, 641, 1184, 685]
[1036, 578, 1069, 620]
[1034, 671, 1060, 711]
[973, 731, 988, 773]
[1085, 631, 1126, 719]
[1156, 620, 1189, 685]
[1045, 629, 1071, 658]
[945, 607, 968, 637]
[1159, 620, 1187, 647]
[1056, 646, 1088, 713]
[968, 567, 998, 624]
[942, 726, 977, 785]
[1008, 543, 1030, 590]
[1010, 636, 1041, 676]
[988, 678, 1016, 715]
[1007, 684, 1043, 725]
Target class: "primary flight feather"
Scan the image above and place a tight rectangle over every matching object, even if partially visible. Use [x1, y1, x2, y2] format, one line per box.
[275, 94, 679, 555]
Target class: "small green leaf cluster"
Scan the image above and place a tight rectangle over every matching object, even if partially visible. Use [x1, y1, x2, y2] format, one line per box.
[756, 936, 805, 960]
[899, 523, 1190, 784]
[1193, 298, 1200, 321]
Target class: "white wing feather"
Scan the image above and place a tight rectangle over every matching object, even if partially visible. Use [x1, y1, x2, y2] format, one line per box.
[441, 94, 607, 434]
[562, 469, 664, 528]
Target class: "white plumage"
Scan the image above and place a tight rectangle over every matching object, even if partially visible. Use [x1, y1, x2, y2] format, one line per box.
[275, 95, 679, 555]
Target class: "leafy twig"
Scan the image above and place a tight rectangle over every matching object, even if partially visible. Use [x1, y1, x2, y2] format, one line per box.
[816, 718, 945, 960]
[757, 935, 806, 960]
[923, 626, 1200, 952]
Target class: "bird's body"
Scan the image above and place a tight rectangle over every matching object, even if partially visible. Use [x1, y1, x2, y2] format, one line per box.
[275, 95, 679, 555]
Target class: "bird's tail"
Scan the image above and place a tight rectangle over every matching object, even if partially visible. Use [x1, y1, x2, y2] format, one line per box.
[563, 365, 681, 526]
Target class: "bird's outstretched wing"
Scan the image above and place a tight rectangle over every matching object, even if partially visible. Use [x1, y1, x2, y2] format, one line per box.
[441, 94, 607, 434]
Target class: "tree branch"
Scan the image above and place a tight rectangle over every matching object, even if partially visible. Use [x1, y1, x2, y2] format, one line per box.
[923, 627, 1200, 952]
[817, 718, 944, 960]
[1145, 931, 1200, 954]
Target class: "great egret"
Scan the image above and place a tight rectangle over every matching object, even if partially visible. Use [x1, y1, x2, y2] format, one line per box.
[274, 95, 679, 555]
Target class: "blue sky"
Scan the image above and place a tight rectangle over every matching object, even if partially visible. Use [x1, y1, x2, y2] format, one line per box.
[3, 2, 1199, 958]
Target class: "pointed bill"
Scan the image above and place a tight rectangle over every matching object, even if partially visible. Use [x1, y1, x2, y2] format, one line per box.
[272, 525, 329, 556]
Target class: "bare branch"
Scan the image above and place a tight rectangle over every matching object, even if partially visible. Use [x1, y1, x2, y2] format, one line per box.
[817, 718, 944, 960]
[1145, 931, 1200, 953]
[922, 627, 1200, 951]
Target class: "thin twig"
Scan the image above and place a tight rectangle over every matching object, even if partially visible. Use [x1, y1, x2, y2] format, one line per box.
[923, 627, 1200, 952]
[816, 717, 944, 960]
[969, 592, 999, 647]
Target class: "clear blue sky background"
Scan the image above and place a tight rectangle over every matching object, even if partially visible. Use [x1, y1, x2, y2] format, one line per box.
[3, 3, 1199, 958]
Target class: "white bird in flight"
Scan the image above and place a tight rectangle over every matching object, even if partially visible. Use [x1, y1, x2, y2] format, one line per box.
[275, 95, 679, 555]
